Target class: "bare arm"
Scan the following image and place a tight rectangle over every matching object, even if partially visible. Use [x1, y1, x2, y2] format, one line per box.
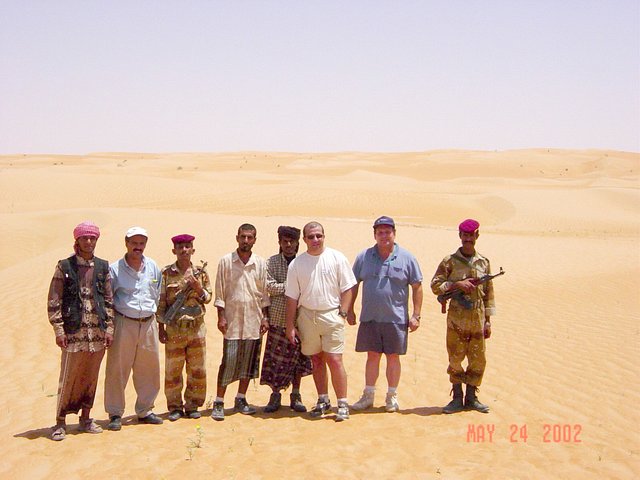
[340, 287, 354, 325]
[409, 282, 423, 332]
[285, 296, 299, 345]
[346, 283, 360, 325]
[216, 306, 227, 335]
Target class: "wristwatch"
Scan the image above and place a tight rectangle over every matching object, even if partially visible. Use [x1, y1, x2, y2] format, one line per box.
[338, 310, 348, 318]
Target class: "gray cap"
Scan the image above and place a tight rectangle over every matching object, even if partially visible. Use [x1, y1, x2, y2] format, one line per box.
[373, 216, 395, 228]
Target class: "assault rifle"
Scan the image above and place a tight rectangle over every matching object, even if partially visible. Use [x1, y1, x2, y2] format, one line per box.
[437, 267, 504, 313]
[163, 261, 208, 325]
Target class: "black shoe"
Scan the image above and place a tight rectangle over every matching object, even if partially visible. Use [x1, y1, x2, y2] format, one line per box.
[443, 396, 464, 414]
[107, 415, 121, 431]
[290, 393, 307, 413]
[443, 384, 464, 414]
[211, 402, 224, 421]
[168, 410, 183, 422]
[464, 385, 490, 413]
[185, 410, 201, 419]
[234, 397, 257, 415]
[309, 400, 331, 418]
[264, 392, 282, 413]
[139, 413, 164, 424]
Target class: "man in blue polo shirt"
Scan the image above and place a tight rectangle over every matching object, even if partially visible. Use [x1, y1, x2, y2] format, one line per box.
[347, 216, 423, 412]
[104, 226, 163, 430]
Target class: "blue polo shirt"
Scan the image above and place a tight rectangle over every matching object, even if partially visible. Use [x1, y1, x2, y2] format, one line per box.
[353, 243, 422, 324]
[110, 255, 161, 318]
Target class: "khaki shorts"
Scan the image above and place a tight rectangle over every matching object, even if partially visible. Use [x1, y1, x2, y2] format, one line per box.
[297, 306, 345, 356]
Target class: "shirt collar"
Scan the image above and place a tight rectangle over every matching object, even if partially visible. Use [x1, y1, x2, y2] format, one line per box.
[373, 243, 398, 262]
[169, 261, 193, 273]
[232, 250, 255, 265]
[123, 255, 146, 271]
[75, 255, 94, 266]
[455, 248, 480, 264]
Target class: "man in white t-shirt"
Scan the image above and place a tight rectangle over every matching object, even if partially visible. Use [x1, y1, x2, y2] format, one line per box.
[285, 221, 356, 422]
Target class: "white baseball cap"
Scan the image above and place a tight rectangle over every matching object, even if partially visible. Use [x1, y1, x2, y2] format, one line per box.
[125, 226, 148, 238]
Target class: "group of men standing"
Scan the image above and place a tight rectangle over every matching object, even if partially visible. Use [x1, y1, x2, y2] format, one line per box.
[47, 216, 498, 440]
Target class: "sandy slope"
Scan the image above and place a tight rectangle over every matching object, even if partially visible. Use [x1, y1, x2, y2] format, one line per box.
[0, 149, 638, 479]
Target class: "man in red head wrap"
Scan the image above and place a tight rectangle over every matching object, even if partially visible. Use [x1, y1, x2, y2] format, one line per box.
[157, 234, 211, 421]
[47, 221, 114, 440]
[430, 219, 496, 414]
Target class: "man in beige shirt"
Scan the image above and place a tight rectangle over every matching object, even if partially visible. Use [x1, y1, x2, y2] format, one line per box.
[211, 223, 270, 421]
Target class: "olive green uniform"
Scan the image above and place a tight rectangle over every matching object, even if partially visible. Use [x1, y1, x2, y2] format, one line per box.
[431, 249, 495, 386]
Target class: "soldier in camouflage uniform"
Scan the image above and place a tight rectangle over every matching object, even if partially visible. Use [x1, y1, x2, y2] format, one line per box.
[157, 234, 212, 421]
[430, 219, 495, 414]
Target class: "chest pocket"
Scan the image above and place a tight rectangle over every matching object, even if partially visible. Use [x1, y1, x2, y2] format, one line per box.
[387, 266, 406, 285]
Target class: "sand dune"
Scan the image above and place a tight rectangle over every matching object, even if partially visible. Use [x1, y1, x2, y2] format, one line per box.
[0, 149, 638, 479]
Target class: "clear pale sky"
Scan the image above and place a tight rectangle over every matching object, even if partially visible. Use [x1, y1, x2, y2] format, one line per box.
[1, 0, 638, 153]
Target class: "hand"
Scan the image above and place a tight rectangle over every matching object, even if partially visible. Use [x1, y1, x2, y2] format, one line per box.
[455, 279, 476, 293]
[408, 314, 420, 332]
[184, 271, 196, 286]
[55, 334, 68, 349]
[345, 311, 356, 326]
[260, 317, 270, 335]
[158, 327, 168, 344]
[185, 273, 204, 294]
[104, 332, 114, 348]
[217, 316, 228, 335]
[484, 321, 491, 339]
[286, 327, 299, 346]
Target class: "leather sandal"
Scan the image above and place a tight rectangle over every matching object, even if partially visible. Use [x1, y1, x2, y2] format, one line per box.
[51, 425, 66, 441]
[78, 418, 103, 434]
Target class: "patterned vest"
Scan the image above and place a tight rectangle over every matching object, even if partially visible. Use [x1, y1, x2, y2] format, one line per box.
[59, 255, 109, 333]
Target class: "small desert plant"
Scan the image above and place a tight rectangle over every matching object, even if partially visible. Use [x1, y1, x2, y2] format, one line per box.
[186, 425, 204, 460]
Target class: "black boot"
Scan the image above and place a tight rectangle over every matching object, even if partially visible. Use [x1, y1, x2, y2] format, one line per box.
[464, 384, 490, 413]
[290, 392, 307, 413]
[442, 384, 464, 414]
[263, 392, 282, 413]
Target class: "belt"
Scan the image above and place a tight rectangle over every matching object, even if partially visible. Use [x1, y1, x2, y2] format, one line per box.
[175, 317, 202, 329]
[116, 310, 154, 322]
[299, 305, 338, 314]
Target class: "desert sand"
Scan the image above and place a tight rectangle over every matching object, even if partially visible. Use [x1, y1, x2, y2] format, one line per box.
[0, 149, 638, 479]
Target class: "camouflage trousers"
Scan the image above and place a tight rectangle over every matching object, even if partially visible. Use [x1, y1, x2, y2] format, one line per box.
[164, 318, 207, 411]
[446, 306, 486, 387]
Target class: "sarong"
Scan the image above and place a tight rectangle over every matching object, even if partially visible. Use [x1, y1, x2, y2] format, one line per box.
[56, 349, 105, 419]
[217, 338, 261, 387]
[260, 325, 312, 391]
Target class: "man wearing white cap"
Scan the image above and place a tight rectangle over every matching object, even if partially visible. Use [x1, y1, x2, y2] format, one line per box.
[104, 226, 163, 430]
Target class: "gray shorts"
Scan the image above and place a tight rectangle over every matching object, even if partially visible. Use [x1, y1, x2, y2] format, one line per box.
[355, 321, 408, 355]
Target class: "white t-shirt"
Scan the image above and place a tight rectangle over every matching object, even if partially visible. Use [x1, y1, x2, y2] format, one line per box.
[285, 247, 357, 310]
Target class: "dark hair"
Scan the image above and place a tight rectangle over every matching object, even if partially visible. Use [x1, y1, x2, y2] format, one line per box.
[303, 221, 324, 237]
[238, 223, 257, 235]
